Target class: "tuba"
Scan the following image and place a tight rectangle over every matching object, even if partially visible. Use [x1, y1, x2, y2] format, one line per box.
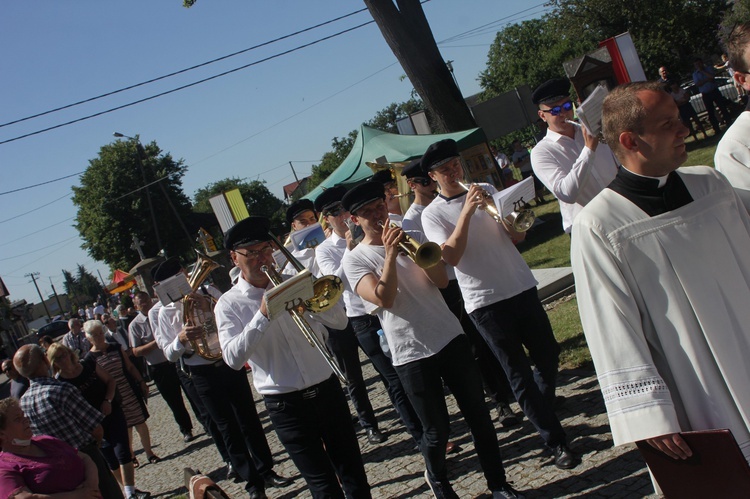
[260, 264, 347, 384]
[366, 160, 413, 214]
[182, 250, 223, 360]
[378, 221, 442, 269]
[457, 181, 535, 232]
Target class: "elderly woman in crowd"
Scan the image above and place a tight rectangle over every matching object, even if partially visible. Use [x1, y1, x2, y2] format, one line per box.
[0, 397, 100, 498]
[82, 320, 160, 467]
[48, 343, 150, 499]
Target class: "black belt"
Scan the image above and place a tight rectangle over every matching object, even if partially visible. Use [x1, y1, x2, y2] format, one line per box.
[264, 375, 334, 402]
[186, 360, 224, 373]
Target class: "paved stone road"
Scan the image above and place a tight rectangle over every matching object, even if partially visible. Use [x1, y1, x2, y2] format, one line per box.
[126, 358, 658, 499]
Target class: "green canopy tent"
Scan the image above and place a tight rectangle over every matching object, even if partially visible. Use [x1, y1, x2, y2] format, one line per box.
[304, 124, 487, 202]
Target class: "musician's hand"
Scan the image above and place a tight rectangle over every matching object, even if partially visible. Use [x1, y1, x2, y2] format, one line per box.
[644, 433, 692, 460]
[582, 124, 599, 151]
[382, 222, 402, 260]
[179, 324, 205, 343]
[185, 292, 211, 312]
[462, 184, 484, 217]
[345, 228, 357, 251]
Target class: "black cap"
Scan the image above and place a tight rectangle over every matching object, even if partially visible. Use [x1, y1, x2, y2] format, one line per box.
[422, 139, 459, 171]
[370, 169, 395, 185]
[151, 257, 182, 282]
[401, 158, 428, 180]
[531, 78, 570, 105]
[314, 186, 347, 213]
[224, 216, 272, 250]
[285, 199, 315, 226]
[341, 181, 385, 215]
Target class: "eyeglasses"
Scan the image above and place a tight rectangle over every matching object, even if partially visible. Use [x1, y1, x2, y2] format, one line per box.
[410, 177, 432, 187]
[324, 204, 345, 217]
[540, 100, 574, 116]
[234, 244, 274, 260]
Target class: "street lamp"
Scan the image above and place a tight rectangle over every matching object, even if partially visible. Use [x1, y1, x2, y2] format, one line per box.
[113, 132, 163, 252]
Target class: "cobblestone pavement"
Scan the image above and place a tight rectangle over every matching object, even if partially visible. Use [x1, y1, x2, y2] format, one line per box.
[125, 357, 658, 499]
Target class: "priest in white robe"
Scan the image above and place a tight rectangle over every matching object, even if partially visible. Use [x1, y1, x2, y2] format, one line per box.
[571, 81, 750, 466]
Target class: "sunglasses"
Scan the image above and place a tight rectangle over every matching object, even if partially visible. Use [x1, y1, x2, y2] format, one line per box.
[540, 100, 574, 116]
[410, 177, 432, 187]
[324, 204, 345, 217]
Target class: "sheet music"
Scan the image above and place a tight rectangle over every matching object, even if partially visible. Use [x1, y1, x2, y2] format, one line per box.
[265, 269, 315, 320]
[575, 84, 608, 136]
[288, 223, 326, 251]
[154, 273, 193, 306]
[492, 177, 535, 218]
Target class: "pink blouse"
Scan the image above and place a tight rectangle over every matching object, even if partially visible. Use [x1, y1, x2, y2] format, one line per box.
[0, 435, 86, 498]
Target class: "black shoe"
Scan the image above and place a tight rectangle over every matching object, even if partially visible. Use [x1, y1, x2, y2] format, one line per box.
[182, 430, 195, 443]
[493, 483, 525, 499]
[424, 470, 459, 499]
[552, 443, 577, 470]
[366, 428, 387, 444]
[263, 470, 292, 488]
[226, 462, 239, 481]
[248, 490, 267, 499]
[127, 490, 151, 499]
[497, 402, 520, 428]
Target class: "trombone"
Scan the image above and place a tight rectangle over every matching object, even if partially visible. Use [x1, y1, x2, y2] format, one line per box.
[457, 181, 535, 232]
[378, 221, 443, 269]
[260, 264, 347, 384]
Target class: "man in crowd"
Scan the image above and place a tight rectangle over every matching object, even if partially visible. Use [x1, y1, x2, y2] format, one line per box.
[341, 182, 524, 499]
[315, 186, 422, 446]
[153, 257, 289, 499]
[692, 57, 733, 135]
[371, 168, 404, 222]
[2, 358, 29, 399]
[421, 139, 577, 470]
[216, 216, 371, 498]
[13, 344, 127, 499]
[572, 80, 750, 469]
[129, 290, 195, 443]
[530, 78, 619, 235]
[61, 317, 91, 356]
[716, 21, 750, 211]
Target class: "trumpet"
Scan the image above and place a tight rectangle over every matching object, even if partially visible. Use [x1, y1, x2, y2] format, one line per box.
[378, 221, 442, 269]
[457, 181, 535, 232]
[260, 264, 347, 384]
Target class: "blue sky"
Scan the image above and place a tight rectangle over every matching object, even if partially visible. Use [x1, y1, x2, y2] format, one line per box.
[0, 0, 550, 308]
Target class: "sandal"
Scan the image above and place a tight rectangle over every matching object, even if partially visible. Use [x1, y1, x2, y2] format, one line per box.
[147, 454, 161, 464]
[132, 455, 139, 469]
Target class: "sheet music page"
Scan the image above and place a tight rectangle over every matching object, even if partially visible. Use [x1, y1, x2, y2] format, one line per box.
[154, 274, 193, 306]
[575, 84, 608, 136]
[288, 223, 326, 251]
[265, 269, 315, 320]
[492, 177, 535, 218]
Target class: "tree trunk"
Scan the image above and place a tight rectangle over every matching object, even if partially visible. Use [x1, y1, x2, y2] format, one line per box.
[363, 0, 477, 133]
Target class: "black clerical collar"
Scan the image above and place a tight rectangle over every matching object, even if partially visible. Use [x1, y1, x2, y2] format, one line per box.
[608, 167, 693, 217]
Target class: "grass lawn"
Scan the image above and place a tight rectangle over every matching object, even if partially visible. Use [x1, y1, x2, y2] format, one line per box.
[521, 138, 719, 369]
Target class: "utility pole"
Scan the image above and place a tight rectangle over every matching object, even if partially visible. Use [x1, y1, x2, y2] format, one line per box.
[26, 272, 51, 322]
[289, 161, 301, 184]
[49, 277, 64, 317]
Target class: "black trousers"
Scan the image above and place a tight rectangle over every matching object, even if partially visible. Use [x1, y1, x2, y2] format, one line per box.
[176, 364, 230, 463]
[150, 361, 192, 435]
[80, 440, 125, 499]
[349, 314, 423, 443]
[701, 88, 732, 133]
[264, 375, 371, 499]
[394, 335, 506, 490]
[325, 321, 378, 430]
[190, 361, 274, 493]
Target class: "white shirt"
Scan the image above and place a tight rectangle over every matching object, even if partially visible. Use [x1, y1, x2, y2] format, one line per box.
[402, 203, 427, 234]
[315, 232, 367, 317]
[156, 301, 215, 367]
[129, 312, 168, 366]
[342, 239, 461, 366]
[214, 276, 347, 394]
[93, 304, 105, 316]
[716, 111, 750, 212]
[531, 126, 619, 233]
[422, 185, 537, 313]
[572, 166, 750, 460]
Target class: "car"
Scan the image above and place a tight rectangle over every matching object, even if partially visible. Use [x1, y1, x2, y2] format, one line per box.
[36, 320, 69, 341]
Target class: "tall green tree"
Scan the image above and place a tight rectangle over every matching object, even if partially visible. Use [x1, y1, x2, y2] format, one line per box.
[62, 265, 105, 308]
[73, 138, 195, 271]
[193, 177, 285, 230]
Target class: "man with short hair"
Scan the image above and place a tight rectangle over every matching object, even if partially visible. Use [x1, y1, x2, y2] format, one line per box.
[371, 168, 404, 222]
[216, 216, 371, 499]
[530, 78, 619, 234]
[129, 290, 194, 443]
[14, 344, 125, 499]
[572, 81, 750, 473]
[658, 66, 670, 85]
[341, 182, 524, 499]
[2, 358, 29, 399]
[693, 57, 733, 135]
[61, 317, 91, 356]
[716, 21, 750, 210]
[421, 139, 577, 470]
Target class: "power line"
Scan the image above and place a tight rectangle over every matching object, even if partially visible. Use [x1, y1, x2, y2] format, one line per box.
[0, 216, 75, 248]
[0, 235, 79, 262]
[0, 171, 84, 197]
[0, 20, 376, 146]
[0, 192, 70, 225]
[0, 6, 372, 129]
